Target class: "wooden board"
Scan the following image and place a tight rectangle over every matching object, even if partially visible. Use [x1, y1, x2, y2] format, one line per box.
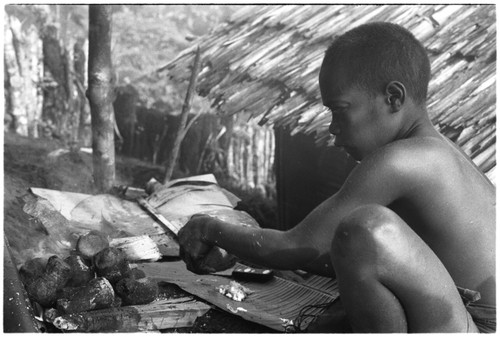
[52, 297, 211, 332]
[137, 260, 339, 332]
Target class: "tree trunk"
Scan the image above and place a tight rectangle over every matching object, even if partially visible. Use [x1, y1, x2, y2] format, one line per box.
[7, 14, 40, 137]
[4, 56, 16, 132]
[74, 37, 89, 146]
[163, 46, 201, 183]
[87, 5, 115, 193]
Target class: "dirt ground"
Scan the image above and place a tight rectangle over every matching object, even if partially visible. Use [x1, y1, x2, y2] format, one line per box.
[3, 132, 274, 333]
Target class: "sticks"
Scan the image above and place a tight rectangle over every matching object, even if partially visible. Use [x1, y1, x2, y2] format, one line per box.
[163, 46, 202, 183]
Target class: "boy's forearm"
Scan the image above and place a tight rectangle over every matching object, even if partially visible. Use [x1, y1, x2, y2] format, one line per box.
[204, 219, 317, 271]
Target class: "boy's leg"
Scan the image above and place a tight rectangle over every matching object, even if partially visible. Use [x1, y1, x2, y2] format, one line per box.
[330, 204, 475, 333]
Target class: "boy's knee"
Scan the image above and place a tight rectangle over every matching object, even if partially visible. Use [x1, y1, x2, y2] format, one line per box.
[331, 204, 402, 259]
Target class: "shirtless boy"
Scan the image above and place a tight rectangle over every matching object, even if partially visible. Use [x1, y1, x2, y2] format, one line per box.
[178, 22, 496, 333]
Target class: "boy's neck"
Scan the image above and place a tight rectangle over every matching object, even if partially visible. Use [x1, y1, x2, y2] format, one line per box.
[397, 107, 439, 141]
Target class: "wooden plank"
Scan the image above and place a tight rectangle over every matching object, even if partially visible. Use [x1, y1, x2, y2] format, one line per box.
[52, 297, 211, 332]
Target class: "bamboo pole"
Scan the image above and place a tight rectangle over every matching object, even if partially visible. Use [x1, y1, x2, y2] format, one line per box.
[163, 47, 201, 183]
[252, 126, 260, 188]
[239, 138, 245, 184]
[243, 129, 250, 187]
[269, 128, 275, 184]
[227, 134, 234, 178]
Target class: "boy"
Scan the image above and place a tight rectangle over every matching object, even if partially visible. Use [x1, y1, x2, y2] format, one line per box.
[178, 22, 496, 332]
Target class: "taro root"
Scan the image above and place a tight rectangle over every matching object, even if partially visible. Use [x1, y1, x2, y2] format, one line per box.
[93, 247, 130, 285]
[57, 277, 115, 314]
[24, 255, 71, 307]
[115, 277, 159, 305]
[111, 295, 122, 308]
[56, 286, 82, 300]
[123, 268, 146, 280]
[76, 230, 109, 260]
[65, 255, 94, 287]
[18, 257, 47, 287]
[45, 255, 72, 289]
[26, 273, 60, 307]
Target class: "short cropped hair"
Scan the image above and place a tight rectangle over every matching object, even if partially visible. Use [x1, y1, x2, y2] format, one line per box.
[323, 22, 431, 105]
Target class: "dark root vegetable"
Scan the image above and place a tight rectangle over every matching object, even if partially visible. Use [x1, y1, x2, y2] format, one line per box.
[26, 273, 59, 307]
[18, 257, 47, 288]
[57, 277, 115, 314]
[65, 255, 94, 287]
[46, 255, 72, 289]
[56, 286, 82, 301]
[111, 295, 122, 308]
[25, 255, 72, 307]
[93, 247, 130, 285]
[123, 268, 146, 280]
[115, 277, 159, 305]
[76, 230, 109, 260]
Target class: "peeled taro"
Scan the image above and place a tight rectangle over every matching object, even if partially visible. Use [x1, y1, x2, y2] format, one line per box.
[76, 230, 109, 260]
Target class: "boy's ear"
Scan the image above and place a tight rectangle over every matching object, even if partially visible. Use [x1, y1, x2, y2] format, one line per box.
[385, 81, 406, 112]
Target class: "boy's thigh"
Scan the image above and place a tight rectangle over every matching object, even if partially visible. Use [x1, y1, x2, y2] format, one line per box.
[333, 204, 473, 332]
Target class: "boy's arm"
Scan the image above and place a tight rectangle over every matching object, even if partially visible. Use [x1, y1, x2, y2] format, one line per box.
[179, 143, 416, 275]
[178, 214, 319, 273]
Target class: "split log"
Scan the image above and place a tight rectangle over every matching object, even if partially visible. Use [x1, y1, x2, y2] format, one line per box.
[109, 235, 161, 262]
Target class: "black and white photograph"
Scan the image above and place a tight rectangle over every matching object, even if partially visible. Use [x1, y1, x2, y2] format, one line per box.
[3, 3, 496, 333]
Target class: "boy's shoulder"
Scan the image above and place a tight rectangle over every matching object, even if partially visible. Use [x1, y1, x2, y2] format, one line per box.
[353, 136, 462, 193]
[363, 136, 453, 173]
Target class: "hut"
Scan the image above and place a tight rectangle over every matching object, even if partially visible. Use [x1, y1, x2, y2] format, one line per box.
[155, 5, 496, 229]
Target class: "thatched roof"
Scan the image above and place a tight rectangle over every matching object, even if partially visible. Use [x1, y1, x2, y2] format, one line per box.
[159, 4, 496, 181]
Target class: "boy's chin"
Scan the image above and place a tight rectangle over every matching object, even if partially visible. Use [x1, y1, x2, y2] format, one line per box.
[343, 147, 362, 162]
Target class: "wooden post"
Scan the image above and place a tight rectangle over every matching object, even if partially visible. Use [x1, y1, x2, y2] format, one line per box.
[163, 46, 201, 183]
[87, 5, 115, 193]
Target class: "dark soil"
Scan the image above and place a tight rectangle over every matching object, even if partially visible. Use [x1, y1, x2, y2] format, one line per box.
[3, 132, 274, 333]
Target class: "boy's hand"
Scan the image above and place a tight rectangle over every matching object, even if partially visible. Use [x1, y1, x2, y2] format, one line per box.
[178, 214, 236, 274]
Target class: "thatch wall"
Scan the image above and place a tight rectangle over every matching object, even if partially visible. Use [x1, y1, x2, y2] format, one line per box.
[158, 4, 496, 182]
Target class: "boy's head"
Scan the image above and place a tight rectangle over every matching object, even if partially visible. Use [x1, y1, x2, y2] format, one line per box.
[320, 22, 430, 106]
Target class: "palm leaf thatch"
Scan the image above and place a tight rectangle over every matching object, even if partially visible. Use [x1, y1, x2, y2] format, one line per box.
[157, 4, 496, 181]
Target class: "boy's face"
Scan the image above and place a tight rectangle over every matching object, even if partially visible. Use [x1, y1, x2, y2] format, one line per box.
[319, 63, 392, 161]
